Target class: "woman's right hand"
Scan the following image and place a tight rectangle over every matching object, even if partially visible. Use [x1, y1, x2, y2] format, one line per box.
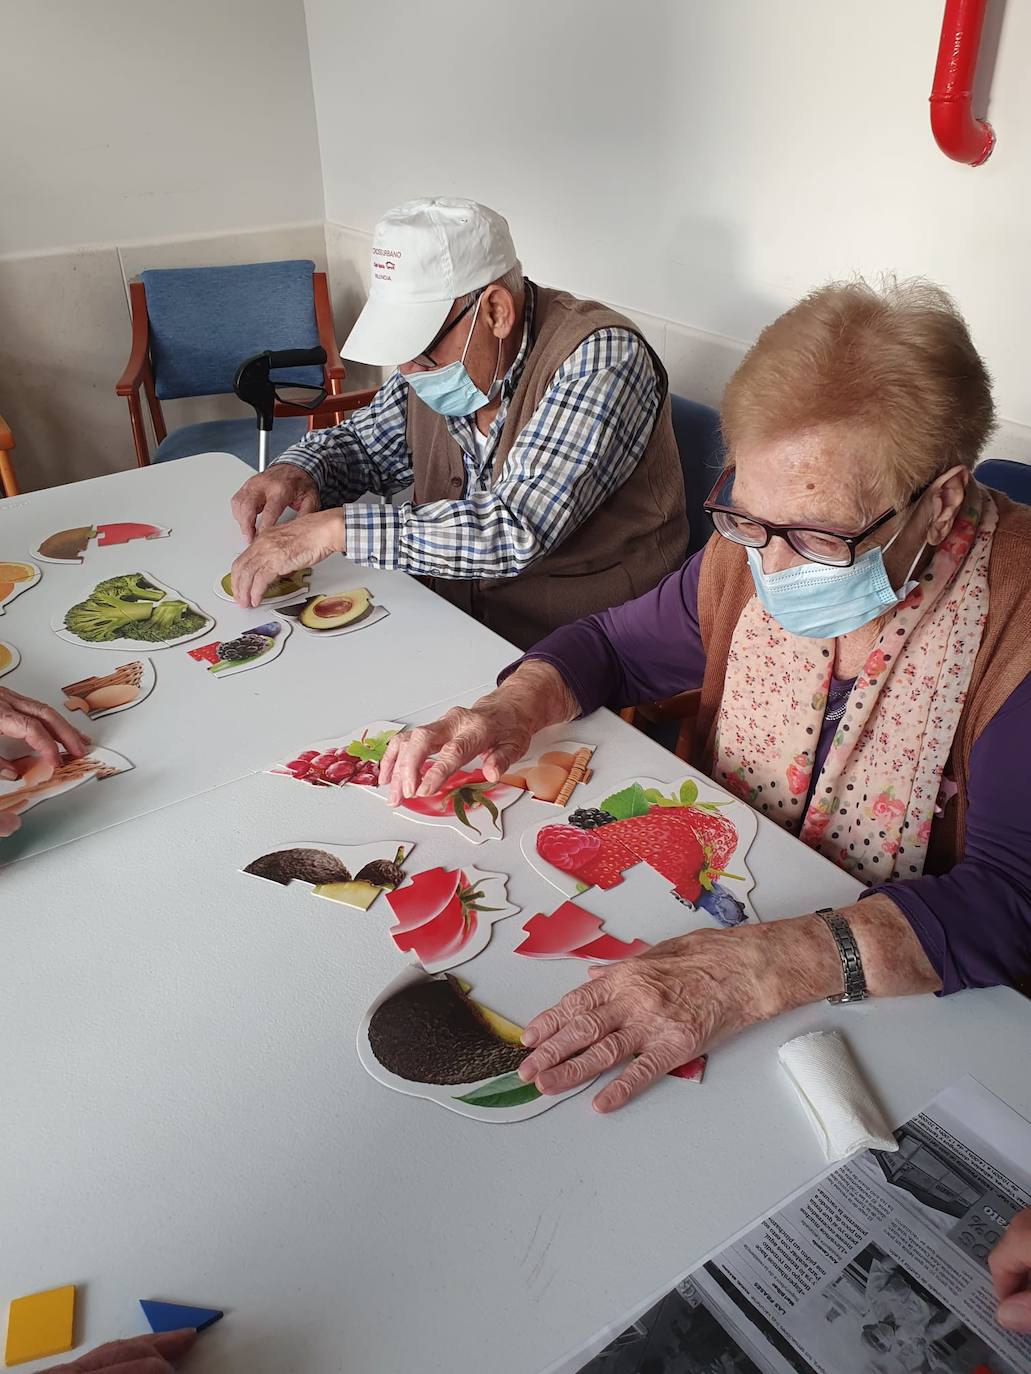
[379, 661, 579, 804]
[1, 687, 91, 836]
[44, 1329, 195, 1372]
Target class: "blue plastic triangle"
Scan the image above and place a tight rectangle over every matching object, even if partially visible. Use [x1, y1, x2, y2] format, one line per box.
[140, 1299, 223, 1333]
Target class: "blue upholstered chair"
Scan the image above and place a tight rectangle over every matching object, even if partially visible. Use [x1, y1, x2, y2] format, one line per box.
[670, 393, 725, 558]
[976, 457, 1031, 505]
[115, 259, 376, 469]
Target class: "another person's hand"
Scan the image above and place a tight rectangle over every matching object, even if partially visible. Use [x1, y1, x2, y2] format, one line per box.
[1, 687, 91, 837]
[517, 928, 781, 1113]
[43, 1329, 196, 1372]
[990, 1207, 1031, 1333]
[230, 508, 345, 609]
[230, 465, 318, 543]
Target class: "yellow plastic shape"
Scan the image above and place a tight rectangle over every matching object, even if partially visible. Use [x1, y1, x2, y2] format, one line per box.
[5, 1284, 76, 1366]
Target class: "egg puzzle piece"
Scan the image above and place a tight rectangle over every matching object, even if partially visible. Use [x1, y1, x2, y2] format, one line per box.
[140, 1299, 223, 1334]
[52, 572, 213, 651]
[242, 841, 415, 911]
[0, 560, 41, 615]
[187, 620, 291, 679]
[36, 523, 169, 564]
[0, 747, 133, 832]
[62, 657, 156, 719]
[385, 865, 518, 973]
[522, 775, 759, 924]
[274, 586, 389, 637]
[0, 640, 20, 680]
[499, 740, 595, 804]
[357, 969, 596, 1123]
[4, 1284, 76, 1366]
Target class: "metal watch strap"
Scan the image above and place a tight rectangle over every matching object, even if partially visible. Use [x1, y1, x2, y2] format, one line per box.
[816, 908, 869, 1004]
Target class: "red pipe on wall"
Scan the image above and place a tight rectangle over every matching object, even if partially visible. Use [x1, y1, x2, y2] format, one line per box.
[930, 0, 996, 165]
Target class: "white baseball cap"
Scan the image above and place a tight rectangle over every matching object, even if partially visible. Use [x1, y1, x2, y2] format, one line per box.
[341, 198, 518, 366]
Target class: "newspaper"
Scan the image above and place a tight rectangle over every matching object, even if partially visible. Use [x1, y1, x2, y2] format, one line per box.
[580, 1077, 1031, 1374]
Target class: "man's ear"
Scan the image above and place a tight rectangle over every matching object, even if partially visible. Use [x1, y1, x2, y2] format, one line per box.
[926, 466, 970, 545]
[481, 283, 518, 340]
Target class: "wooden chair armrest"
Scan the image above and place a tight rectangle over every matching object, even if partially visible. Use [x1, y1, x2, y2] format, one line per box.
[313, 271, 347, 382]
[633, 689, 700, 724]
[0, 410, 13, 451]
[116, 281, 151, 396]
[273, 387, 378, 422]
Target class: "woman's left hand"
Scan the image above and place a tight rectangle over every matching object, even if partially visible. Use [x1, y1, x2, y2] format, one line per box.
[517, 928, 773, 1113]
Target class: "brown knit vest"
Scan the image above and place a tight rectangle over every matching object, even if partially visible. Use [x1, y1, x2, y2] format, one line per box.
[693, 491, 1031, 875]
[406, 283, 688, 649]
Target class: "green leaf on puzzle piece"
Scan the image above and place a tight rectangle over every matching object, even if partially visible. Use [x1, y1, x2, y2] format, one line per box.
[454, 1071, 542, 1109]
[346, 729, 399, 763]
[600, 782, 651, 819]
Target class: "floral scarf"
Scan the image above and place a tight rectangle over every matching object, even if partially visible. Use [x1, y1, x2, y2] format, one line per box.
[713, 486, 998, 882]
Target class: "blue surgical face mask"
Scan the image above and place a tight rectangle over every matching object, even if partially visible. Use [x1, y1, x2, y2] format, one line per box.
[746, 519, 926, 640]
[404, 294, 502, 417]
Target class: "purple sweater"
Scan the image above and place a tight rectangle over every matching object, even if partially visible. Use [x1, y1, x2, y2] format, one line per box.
[516, 551, 1031, 995]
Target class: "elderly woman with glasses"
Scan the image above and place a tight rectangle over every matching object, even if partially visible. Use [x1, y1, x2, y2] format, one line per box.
[379, 279, 1031, 1114]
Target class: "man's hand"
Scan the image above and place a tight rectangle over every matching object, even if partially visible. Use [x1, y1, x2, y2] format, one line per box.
[43, 1329, 195, 1372]
[230, 508, 346, 608]
[990, 1207, 1031, 1333]
[1, 687, 91, 836]
[231, 465, 319, 543]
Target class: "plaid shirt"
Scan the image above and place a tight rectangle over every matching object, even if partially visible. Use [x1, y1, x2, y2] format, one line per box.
[274, 282, 660, 579]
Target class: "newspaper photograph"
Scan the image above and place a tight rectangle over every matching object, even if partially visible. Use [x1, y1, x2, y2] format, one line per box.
[580, 1077, 1031, 1374]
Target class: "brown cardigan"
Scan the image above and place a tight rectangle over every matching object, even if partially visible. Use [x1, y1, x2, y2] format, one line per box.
[693, 491, 1031, 875]
[407, 283, 688, 649]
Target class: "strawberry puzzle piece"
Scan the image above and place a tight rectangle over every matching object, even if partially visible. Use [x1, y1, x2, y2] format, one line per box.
[525, 777, 757, 926]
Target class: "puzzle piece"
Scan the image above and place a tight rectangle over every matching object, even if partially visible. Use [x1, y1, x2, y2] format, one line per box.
[140, 1299, 223, 1333]
[514, 900, 650, 962]
[386, 866, 518, 973]
[4, 1284, 75, 1366]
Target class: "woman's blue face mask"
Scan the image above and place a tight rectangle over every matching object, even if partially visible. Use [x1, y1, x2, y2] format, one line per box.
[746, 515, 926, 640]
[404, 295, 502, 417]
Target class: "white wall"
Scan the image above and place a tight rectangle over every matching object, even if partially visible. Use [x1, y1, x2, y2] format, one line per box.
[1, 0, 324, 255]
[0, 0, 329, 490]
[304, 0, 1031, 447]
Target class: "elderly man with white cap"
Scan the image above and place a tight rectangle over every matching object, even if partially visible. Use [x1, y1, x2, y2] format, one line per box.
[229, 198, 687, 647]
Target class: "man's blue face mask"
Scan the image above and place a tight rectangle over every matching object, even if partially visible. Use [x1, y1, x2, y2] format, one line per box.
[404, 294, 502, 418]
[746, 515, 926, 640]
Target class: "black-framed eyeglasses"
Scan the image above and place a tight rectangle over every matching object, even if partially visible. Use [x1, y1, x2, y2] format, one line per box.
[703, 464, 931, 567]
[411, 292, 482, 370]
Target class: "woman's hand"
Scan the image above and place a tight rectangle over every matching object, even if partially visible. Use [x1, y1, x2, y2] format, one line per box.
[43, 1329, 195, 1372]
[518, 917, 844, 1113]
[990, 1207, 1031, 1333]
[1, 687, 91, 836]
[230, 507, 345, 608]
[378, 661, 580, 805]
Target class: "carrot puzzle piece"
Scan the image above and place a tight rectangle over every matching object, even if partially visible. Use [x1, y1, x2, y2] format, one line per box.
[4, 1284, 76, 1366]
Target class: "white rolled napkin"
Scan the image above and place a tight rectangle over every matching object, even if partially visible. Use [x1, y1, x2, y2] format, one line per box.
[778, 1029, 898, 1161]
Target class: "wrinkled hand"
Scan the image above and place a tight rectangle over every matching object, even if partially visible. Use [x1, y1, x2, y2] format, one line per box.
[379, 701, 536, 806]
[991, 1207, 1031, 1333]
[230, 508, 345, 608]
[1, 687, 91, 836]
[43, 1329, 195, 1372]
[231, 464, 318, 543]
[517, 930, 766, 1113]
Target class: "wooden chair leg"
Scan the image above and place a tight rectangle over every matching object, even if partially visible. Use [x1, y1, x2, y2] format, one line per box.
[0, 448, 18, 497]
[126, 394, 151, 467]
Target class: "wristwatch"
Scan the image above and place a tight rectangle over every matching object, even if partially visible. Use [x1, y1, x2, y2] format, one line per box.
[816, 908, 869, 1004]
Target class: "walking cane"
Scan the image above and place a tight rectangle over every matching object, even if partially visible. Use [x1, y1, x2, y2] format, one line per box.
[234, 347, 327, 472]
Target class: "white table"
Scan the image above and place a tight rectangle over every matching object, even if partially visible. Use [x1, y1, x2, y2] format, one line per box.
[2, 461, 1031, 1374]
[0, 454, 516, 866]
